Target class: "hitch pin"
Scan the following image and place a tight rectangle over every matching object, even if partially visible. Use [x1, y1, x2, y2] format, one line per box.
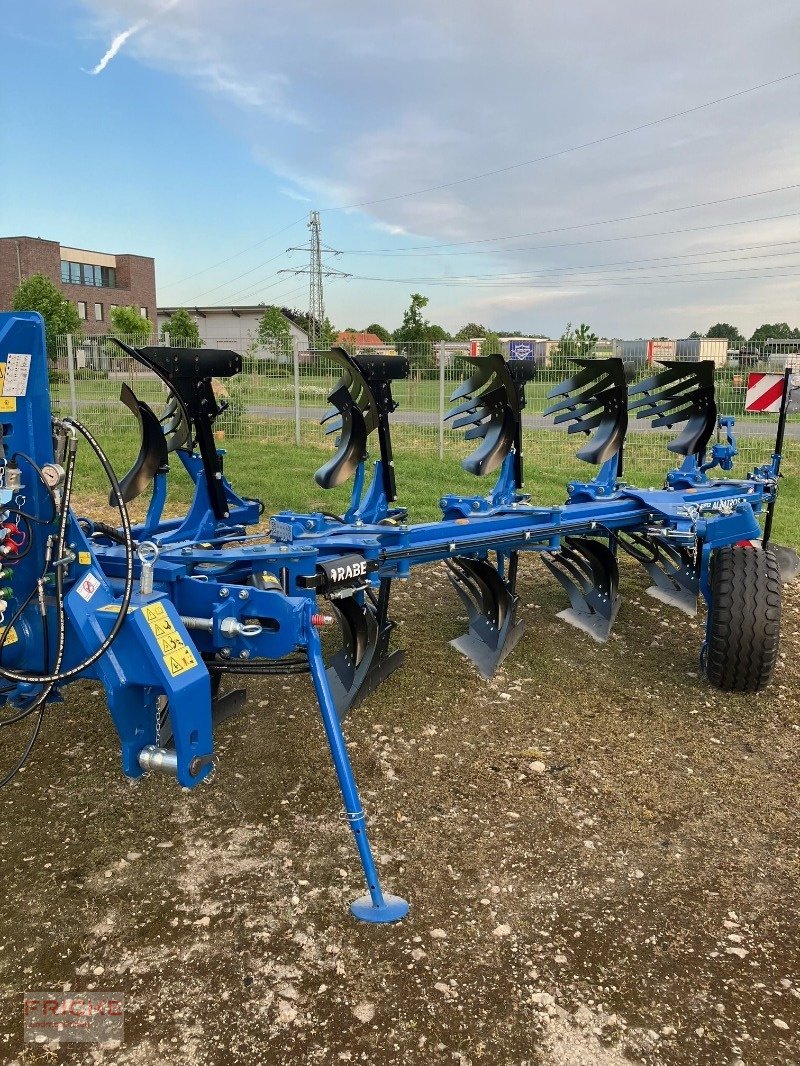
[138, 541, 160, 596]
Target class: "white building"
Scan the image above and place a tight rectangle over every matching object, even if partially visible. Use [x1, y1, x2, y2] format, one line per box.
[675, 337, 728, 365]
[157, 305, 308, 354]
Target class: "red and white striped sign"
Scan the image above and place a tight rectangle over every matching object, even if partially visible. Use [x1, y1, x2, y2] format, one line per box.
[745, 373, 786, 412]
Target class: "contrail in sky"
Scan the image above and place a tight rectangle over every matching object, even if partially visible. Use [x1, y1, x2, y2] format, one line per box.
[86, 0, 181, 75]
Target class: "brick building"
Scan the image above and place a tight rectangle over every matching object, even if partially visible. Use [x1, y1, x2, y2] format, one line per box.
[0, 236, 156, 336]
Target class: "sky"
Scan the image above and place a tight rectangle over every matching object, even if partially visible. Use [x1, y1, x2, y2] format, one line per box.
[2, 0, 800, 339]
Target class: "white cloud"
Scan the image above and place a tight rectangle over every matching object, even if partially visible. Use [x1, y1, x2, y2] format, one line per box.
[76, 0, 800, 334]
[85, 0, 181, 75]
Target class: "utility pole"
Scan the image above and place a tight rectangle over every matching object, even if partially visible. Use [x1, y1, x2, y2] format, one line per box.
[308, 211, 324, 348]
[283, 211, 350, 348]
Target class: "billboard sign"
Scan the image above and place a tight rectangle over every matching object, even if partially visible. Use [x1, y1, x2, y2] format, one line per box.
[508, 340, 534, 360]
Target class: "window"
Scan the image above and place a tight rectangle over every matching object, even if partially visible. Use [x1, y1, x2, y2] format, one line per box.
[77, 302, 87, 320]
[110, 304, 118, 312]
[59, 261, 117, 287]
[139, 307, 148, 318]
[94, 303, 103, 322]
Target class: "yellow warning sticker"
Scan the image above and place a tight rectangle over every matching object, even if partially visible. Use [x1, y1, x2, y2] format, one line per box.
[142, 602, 170, 626]
[97, 604, 138, 614]
[142, 601, 198, 677]
[165, 645, 198, 677]
[0, 364, 14, 408]
[0, 626, 18, 647]
[78, 551, 91, 565]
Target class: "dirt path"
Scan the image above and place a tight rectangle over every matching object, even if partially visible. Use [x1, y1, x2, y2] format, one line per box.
[0, 561, 798, 1065]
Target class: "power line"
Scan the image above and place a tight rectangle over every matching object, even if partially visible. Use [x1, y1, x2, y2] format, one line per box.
[187, 250, 289, 301]
[219, 271, 310, 305]
[334, 183, 800, 254]
[334, 211, 800, 259]
[216, 236, 800, 303]
[347, 258, 800, 288]
[324, 70, 800, 210]
[161, 216, 307, 289]
[169, 208, 800, 306]
[344, 242, 800, 284]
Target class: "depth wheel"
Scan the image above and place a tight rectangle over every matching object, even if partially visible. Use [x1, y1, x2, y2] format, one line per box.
[705, 545, 781, 692]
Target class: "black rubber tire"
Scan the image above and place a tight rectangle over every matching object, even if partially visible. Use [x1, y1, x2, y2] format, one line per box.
[705, 544, 781, 692]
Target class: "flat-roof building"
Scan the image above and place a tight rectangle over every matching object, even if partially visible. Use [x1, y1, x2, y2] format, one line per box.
[0, 236, 156, 336]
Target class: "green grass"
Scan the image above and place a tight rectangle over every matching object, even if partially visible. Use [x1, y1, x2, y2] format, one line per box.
[72, 430, 800, 548]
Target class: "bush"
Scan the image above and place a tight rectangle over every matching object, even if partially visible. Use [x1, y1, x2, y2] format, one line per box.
[218, 382, 247, 439]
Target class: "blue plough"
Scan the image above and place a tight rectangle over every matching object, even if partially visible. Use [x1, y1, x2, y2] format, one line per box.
[0, 314, 783, 922]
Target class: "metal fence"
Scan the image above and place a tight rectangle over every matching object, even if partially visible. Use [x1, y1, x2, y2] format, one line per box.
[48, 332, 798, 533]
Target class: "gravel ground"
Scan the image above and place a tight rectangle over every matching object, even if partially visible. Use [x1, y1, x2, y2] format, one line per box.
[0, 559, 798, 1065]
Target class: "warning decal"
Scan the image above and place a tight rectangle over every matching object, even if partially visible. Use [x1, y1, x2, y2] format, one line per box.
[0, 366, 17, 411]
[745, 373, 785, 413]
[142, 601, 198, 677]
[3, 354, 32, 397]
[1, 626, 18, 647]
[76, 572, 102, 602]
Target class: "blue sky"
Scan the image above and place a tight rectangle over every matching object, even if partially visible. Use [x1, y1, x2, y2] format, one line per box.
[3, 1, 800, 338]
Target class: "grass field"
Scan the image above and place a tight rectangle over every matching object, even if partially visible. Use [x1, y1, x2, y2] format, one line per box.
[50, 365, 800, 423]
[73, 430, 800, 549]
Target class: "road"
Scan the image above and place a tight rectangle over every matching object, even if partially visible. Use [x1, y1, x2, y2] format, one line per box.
[246, 403, 798, 440]
[60, 399, 797, 440]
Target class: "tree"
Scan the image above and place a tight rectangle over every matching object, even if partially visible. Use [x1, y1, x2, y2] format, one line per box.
[481, 331, 502, 355]
[319, 316, 337, 348]
[559, 321, 598, 359]
[393, 295, 451, 350]
[160, 307, 201, 347]
[688, 330, 702, 339]
[12, 273, 82, 357]
[393, 293, 431, 346]
[257, 305, 292, 356]
[453, 322, 489, 341]
[110, 305, 153, 339]
[750, 322, 800, 346]
[364, 322, 391, 344]
[706, 322, 744, 348]
[426, 324, 451, 344]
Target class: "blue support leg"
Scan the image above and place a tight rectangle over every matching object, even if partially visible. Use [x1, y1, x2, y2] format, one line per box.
[306, 624, 409, 923]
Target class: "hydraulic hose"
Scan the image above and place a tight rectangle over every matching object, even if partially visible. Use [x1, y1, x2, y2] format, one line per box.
[0, 417, 134, 685]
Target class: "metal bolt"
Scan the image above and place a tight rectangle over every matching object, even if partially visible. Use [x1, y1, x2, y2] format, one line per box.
[239, 650, 250, 660]
[220, 648, 231, 658]
[220, 587, 229, 598]
[214, 472, 223, 480]
[238, 589, 249, 600]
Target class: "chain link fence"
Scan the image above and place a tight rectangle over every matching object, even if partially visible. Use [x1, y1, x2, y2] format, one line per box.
[48, 332, 798, 534]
